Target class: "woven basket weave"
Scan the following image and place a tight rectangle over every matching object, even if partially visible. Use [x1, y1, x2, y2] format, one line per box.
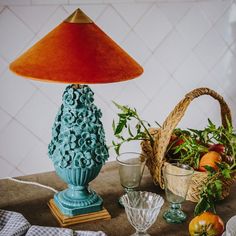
[141, 87, 236, 202]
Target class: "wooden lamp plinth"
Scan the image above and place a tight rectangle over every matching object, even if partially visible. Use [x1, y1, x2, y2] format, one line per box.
[48, 199, 111, 227]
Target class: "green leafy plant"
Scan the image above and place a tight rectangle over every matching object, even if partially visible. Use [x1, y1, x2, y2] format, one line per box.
[112, 102, 155, 155]
[112, 102, 236, 216]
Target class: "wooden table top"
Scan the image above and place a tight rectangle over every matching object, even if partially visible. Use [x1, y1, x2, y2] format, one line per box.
[0, 161, 235, 235]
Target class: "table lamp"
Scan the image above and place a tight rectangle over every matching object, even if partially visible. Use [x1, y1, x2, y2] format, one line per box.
[9, 8, 143, 225]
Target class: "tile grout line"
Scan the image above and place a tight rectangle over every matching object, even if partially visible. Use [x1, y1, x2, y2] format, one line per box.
[110, 3, 132, 43]
[0, 106, 14, 134]
[162, 2, 210, 77]
[191, 2, 233, 52]
[34, 4, 63, 38]
[15, 141, 47, 174]
[31, 82, 62, 108]
[9, 167, 26, 177]
[7, 6, 36, 35]
[122, 2, 156, 50]
[2, 89, 50, 147]
[111, 1, 153, 30]
[90, 89, 116, 114]
[95, 3, 110, 20]
[0, 156, 20, 176]
[155, 0, 195, 67]
[151, 1, 193, 57]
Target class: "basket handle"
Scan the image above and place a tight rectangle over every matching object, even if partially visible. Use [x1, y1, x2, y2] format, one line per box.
[154, 87, 232, 187]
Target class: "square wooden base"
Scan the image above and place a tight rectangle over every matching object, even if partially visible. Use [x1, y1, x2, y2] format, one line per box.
[48, 199, 111, 227]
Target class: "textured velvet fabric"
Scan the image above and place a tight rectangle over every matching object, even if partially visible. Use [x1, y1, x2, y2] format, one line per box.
[10, 21, 143, 84]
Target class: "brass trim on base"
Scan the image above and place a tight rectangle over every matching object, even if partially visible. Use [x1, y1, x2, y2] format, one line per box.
[48, 199, 111, 227]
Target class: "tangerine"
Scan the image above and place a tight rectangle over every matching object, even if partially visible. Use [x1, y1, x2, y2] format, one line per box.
[199, 151, 221, 172]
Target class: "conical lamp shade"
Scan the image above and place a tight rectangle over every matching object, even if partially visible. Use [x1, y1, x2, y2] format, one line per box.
[9, 9, 143, 84]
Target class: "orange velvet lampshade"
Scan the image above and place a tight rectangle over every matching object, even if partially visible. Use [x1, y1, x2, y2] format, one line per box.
[9, 9, 143, 84]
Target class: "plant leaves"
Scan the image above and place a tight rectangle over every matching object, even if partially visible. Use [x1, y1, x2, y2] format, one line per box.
[136, 123, 141, 133]
[112, 101, 129, 113]
[115, 118, 127, 135]
[208, 119, 215, 129]
[214, 180, 222, 200]
[114, 144, 121, 155]
[194, 196, 210, 216]
[208, 198, 216, 214]
[222, 169, 231, 178]
[204, 165, 216, 174]
[128, 125, 134, 137]
[112, 120, 116, 132]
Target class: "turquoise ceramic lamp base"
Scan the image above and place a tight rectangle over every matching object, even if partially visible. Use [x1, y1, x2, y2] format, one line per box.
[48, 85, 109, 217]
[54, 189, 103, 216]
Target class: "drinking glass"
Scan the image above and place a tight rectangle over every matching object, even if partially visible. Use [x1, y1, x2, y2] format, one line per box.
[116, 152, 146, 204]
[163, 163, 193, 224]
[121, 191, 164, 236]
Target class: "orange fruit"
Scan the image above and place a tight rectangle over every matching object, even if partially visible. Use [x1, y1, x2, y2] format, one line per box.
[199, 151, 222, 172]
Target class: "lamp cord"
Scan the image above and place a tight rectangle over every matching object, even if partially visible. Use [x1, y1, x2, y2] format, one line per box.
[5, 177, 58, 193]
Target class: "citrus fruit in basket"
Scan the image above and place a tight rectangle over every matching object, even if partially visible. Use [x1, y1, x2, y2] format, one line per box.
[199, 151, 222, 172]
[189, 211, 224, 236]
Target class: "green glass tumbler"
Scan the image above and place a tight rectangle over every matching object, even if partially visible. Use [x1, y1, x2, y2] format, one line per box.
[163, 163, 193, 224]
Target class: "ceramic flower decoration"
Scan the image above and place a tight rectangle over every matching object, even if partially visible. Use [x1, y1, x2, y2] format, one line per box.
[48, 85, 109, 170]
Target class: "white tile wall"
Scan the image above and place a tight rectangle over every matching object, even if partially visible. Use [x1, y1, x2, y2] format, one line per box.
[175, 4, 211, 49]
[0, 56, 8, 75]
[16, 91, 58, 144]
[121, 30, 152, 64]
[10, 5, 58, 33]
[0, 71, 36, 116]
[1, 0, 236, 178]
[154, 29, 191, 74]
[199, 0, 233, 24]
[0, 7, 34, 61]
[0, 108, 11, 132]
[135, 56, 171, 99]
[174, 53, 208, 91]
[194, 28, 227, 70]
[96, 5, 130, 43]
[113, 2, 152, 27]
[158, 2, 192, 26]
[36, 6, 68, 38]
[215, 3, 236, 46]
[134, 4, 172, 50]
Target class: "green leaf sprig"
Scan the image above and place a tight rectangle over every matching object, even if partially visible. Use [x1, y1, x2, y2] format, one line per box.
[194, 161, 233, 216]
[166, 132, 209, 169]
[112, 102, 155, 155]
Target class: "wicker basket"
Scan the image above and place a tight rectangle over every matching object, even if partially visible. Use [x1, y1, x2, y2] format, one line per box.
[141, 87, 236, 202]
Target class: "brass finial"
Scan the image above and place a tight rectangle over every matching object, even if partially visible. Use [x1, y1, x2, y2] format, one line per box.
[64, 8, 93, 24]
